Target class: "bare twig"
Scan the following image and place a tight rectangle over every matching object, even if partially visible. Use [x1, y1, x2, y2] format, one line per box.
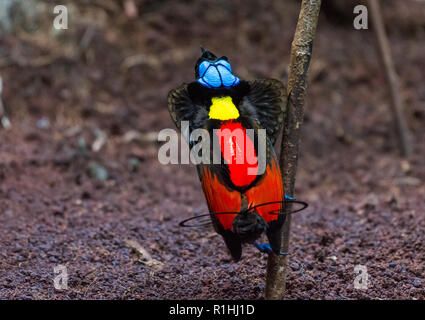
[265, 0, 321, 300]
[368, 0, 411, 157]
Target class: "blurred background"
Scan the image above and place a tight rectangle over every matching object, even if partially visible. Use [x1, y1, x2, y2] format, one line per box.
[0, 0, 424, 299]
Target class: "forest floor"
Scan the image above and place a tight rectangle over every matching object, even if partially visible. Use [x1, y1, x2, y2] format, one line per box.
[0, 0, 424, 299]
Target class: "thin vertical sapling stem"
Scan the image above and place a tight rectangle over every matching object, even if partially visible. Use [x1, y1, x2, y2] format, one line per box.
[265, 0, 321, 300]
[368, 0, 411, 157]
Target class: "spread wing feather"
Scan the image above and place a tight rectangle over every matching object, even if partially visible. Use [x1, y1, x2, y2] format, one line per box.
[167, 83, 208, 142]
[168, 84, 193, 130]
[241, 79, 286, 145]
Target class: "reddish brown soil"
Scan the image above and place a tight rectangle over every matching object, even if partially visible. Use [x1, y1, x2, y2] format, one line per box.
[0, 0, 424, 299]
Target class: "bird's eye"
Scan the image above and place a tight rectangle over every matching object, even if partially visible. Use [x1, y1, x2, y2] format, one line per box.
[198, 61, 210, 77]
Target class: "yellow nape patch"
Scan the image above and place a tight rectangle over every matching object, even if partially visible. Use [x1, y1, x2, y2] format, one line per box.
[209, 96, 240, 120]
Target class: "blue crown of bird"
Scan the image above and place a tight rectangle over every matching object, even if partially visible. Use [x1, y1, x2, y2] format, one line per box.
[194, 47, 240, 88]
[168, 47, 301, 262]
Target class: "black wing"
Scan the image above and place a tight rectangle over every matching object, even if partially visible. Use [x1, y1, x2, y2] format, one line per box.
[240, 79, 286, 145]
[167, 83, 208, 137]
[168, 84, 193, 131]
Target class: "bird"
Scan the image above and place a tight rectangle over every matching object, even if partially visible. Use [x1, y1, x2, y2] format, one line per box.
[168, 47, 287, 262]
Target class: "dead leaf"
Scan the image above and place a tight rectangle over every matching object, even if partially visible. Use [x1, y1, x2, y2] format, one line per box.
[125, 239, 164, 272]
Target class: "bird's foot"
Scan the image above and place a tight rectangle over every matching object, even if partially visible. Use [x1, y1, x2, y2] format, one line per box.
[254, 242, 287, 255]
[285, 194, 295, 201]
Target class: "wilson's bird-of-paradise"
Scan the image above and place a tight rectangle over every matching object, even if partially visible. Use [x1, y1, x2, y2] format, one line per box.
[168, 48, 291, 261]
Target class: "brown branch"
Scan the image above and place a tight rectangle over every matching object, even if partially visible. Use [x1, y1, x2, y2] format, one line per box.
[368, 0, 411, 157]
[265, 0, 321, 300]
